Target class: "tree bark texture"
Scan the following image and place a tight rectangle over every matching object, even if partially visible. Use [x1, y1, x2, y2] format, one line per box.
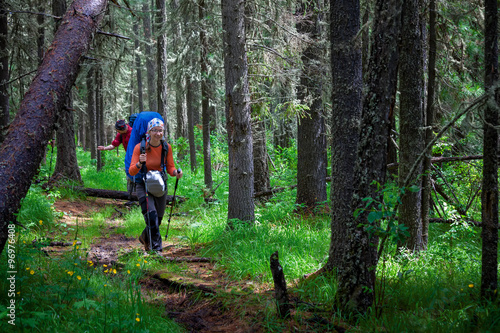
[200, 0, 213, 191]
[222, 0, 255, 224]
[187, 75, 197, 171]
[37, 0, 45, 64]
[327, 0, 362, 270]
[270, 251, 290, 318]
[133, 21, 144, 113]
[421, 0, 437, 249]
[398, 0, 424, 252]
[335, 0, 402, 314]
[96, 66, 104, 170]
[156, 0, 169, 136]
[481, 0, 498, 301]
[51, 0, 82, 181]
[295, 0, 327, 213]
[53, 104, 82, 183]
[87, 67, 97, 162]
[142, 2, 157, 112]
[252, 115, 270, 194]
[0, 0, 108, 255]
[0, 0, 8, 144]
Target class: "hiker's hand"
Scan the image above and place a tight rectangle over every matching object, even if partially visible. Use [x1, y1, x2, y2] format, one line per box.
[139, 153, 147, 164]
[174, 169, 183, 179]
[97, 145, 105, 151]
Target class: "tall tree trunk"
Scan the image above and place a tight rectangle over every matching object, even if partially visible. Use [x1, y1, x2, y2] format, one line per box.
[222, 0, 254, 224]
[156, 0, 169, 137]
[421, 0, 437, 250]
[142, 2, 157, 112]
[253, 113, 270, 194]
[199, 0, 213, 191]
[133, 21, 144, 112]
[51, 0, 82, 183]
[96, 65, 104, 171]
[295, 0, 327, 214]
[0, 0, 108, 255]
[398, 0, 424, 251]
[326, 0, 362, 270]
[37, 0, 45, 64]
[0, 0, 8, 144]
[88, 67, 97, 162]
[336, 0, 402, 314]
[187, 75, 197, 172]
[52, 103, 82, 183]
[481, 0, 498, 301]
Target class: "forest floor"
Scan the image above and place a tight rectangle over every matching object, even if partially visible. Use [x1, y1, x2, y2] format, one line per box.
[47, 198, 348, 333]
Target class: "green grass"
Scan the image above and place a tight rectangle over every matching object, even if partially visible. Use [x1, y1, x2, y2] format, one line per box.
[2, 143, 500, 332]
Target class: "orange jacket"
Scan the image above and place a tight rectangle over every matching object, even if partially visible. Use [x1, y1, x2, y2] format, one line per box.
[128, 142, 176, 177]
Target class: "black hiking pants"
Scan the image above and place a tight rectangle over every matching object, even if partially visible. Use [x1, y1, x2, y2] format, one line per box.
[136, 182, 167, 252]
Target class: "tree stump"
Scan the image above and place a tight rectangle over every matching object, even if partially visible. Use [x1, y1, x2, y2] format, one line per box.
[270, 251, 290, 318]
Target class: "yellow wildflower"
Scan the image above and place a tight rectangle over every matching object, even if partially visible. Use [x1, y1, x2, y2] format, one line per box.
[113, 269, 117, 274]
[39, 220, 43, 225]
[72, 240, 77, 246]
[67, 271, 74, 276]
[26, 267, 30, 271]
[103, 264, 108, 267]
[127, 270, 131, 274]
[104, 269, 108, 273]
[136, 264, 140, 267]
[136, 317, 140, 322]
[469, 284, 474, 288]
[30, 270, 34, 275]
[144, 260, 148, 263]
[77, 276, 82, 281]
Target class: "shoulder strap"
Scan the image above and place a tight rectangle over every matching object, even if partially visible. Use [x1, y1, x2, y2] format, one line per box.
[160, 140, 168, 171]
[139, 136, 147, 174]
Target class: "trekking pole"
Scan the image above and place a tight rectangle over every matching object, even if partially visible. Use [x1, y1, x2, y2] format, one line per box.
[140, 148, 152, 252]
[165, 168, 181, 240]
[144, 175, 153, 252]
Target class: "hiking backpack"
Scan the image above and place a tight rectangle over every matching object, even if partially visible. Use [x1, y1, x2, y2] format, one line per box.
[128, 113, 139, 128]
[124, 111, 169, 184]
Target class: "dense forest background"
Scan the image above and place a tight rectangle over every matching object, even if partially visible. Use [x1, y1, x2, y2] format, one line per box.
[0, 0, 499, 330]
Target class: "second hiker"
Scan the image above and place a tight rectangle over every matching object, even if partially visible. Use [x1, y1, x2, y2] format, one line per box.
[128, 118, 182, 253]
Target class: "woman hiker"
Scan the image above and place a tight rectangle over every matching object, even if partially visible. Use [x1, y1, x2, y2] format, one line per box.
[128, 118, 182, 253]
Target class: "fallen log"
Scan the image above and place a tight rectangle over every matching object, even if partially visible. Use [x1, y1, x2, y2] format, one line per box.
[158, 256, 212, 263]
[74, 187, 186, 205]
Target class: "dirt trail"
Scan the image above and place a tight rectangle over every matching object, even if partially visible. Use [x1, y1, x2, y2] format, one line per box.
[49, 198, 264, 332]
[49, 198, 345, 333]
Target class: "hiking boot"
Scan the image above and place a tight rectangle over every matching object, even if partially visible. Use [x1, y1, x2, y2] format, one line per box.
[138, 234, 150, 251]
